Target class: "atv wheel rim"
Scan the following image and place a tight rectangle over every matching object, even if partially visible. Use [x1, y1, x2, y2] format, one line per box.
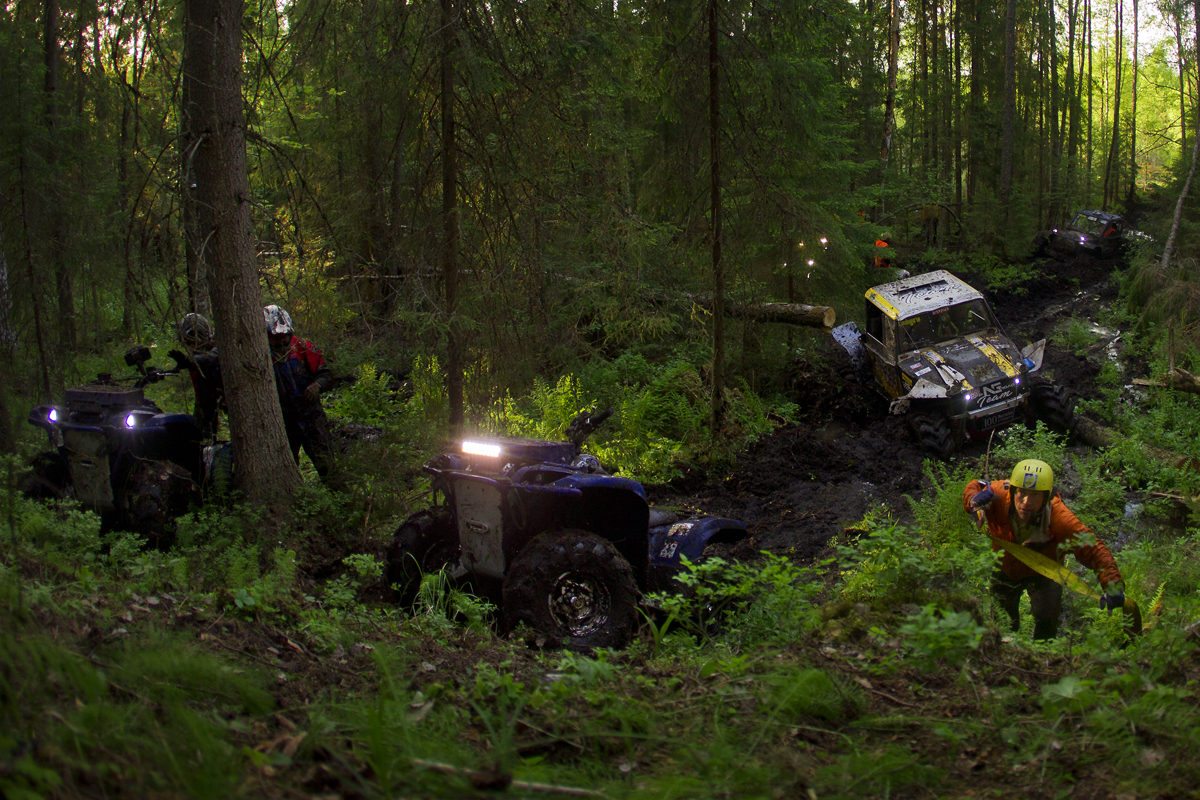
[548, 572, 611, 637]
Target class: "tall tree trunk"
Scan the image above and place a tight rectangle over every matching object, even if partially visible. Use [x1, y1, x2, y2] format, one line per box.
[181, 0, 212, 317]
[1127, 0, 1139, 201]
[19, 154, 52, 400]
[1161, 0, 1200, 267]
[44, 0, 75, 349]
[999, 0, 1017, 215]
[879, 0, 900, 214]
[1103, 0, 1123, 210]
[954, 0, 963, 216]
[442, 0, 463, 432]
[1086, 0, 1094, 203]
[1066, 0, 1078, 201]
[185, 0, 301, 508]
[1049, 0, 1061, 225]
[968, 0, 981, 203]
[1176, 7, 1188, 155]
[709, 0, 725, 436]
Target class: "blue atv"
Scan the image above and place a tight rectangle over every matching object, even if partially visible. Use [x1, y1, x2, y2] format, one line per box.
[385, 409, 746, 650]
[24, 345, 228, 547]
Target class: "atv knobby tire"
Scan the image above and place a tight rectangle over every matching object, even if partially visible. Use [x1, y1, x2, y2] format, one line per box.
[502, 529, 638, 651]
[1028, 382, 1076, 437]
[126, 460, 194, 550]
[910, 414, 956, 460]
[385, 508, 458, 605]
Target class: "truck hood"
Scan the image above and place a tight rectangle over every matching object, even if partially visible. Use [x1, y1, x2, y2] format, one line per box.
[899, 334, 1026, 395]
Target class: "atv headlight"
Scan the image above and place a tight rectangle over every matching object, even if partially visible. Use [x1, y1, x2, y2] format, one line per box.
[1080, 235, 1086, 243]
[48, 408, 58, 423]
[1014, 377, 1021, 385]
[462, 440, 501, 457]
[963, 393, 973, 404]
[125, 413, 138, 428]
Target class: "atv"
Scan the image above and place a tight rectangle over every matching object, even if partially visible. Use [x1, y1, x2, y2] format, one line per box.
[24, 344, 229, 547]
[1033, 210, 1139, 260]
[385, 409, 747, 650]
[832, 270, 1074, 458]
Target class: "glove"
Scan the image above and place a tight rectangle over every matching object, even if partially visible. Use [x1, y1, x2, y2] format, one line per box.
[1100, 584, 1125, 612]
[970, 482, 996, 511]
[304, 382, 321, 402]
[168, 349, 190, 370]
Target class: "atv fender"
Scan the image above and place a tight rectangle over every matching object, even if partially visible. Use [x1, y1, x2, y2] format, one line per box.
[1022, 339, 1047, 373]
[647, 517, 747, 592]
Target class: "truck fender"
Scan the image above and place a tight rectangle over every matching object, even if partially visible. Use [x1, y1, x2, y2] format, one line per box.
[889, 377, 948, 415]
[1022, 339, 1047, 373]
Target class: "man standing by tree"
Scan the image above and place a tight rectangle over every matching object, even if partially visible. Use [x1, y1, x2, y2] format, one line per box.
[264, 305, 338, 485]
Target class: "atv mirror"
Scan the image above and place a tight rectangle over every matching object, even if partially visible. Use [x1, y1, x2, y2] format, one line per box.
[124, 344, 152, 367]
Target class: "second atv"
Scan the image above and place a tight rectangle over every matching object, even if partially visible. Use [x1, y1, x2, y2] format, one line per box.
[385, 409, 746, 650]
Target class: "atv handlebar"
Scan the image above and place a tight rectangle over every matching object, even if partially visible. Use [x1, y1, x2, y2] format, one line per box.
[565, 408, 614, 448]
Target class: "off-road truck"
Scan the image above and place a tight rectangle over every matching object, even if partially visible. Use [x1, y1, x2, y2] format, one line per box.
[1033, 210, 1131, 260]
[832, 270, 1073, 458]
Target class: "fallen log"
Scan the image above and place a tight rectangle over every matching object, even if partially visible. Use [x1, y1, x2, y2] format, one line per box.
[1132, 366, 1200, 394]
[680, 293, 836, 329]
[1074, 416, 1200, 471]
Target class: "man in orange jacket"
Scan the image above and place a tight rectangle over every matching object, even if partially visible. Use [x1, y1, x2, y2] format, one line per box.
[963, 459, 1124, 640]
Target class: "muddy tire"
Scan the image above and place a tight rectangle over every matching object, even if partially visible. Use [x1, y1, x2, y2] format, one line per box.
[125, 460, 194, 550]
[21, 451, 70, 500]
[385, 508, 458, 605]
[502, 529, 638, 651]
[910, 415, 956, 459]
[1028, 382, 1076, 437]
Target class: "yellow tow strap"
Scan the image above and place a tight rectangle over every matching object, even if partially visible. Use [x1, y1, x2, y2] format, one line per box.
[990, 536, 1142, 635]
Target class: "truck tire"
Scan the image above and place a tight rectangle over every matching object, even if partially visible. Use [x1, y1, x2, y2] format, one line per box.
[502, 529, 638, 651]
[385, 508, 457, 605]
[910, 415, 956, 460]
[1029, 382, 1076, 437]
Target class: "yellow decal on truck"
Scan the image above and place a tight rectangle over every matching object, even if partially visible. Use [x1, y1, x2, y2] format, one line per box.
[866, 289, 899, 320]
[968, 336, 1018, 378]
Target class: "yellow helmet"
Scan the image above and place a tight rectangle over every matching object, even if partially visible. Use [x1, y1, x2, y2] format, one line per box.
[1010, 459, 1053, 492]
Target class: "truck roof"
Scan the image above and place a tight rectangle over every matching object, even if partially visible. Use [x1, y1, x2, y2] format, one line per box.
[1072, 210, 1123, 224]
[865, 269, 984, 321]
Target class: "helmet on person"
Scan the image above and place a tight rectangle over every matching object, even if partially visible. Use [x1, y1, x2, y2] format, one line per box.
[264, 305, 293, 336]
[1010, 459, 1053, 493]
[179, 312, 214, 349]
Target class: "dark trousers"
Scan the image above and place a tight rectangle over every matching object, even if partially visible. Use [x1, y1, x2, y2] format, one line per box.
[991, 570, 1063, 640]
[285, 411, 336, 482]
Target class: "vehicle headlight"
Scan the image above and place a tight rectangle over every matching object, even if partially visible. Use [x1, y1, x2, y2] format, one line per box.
[1014, 377, 1021, 385]
[1080, 235, 1086, 242]
[963, 393, 973, 404]
[48, 408, 58, 422]
[125, 413, 138, 428]
[462, 440, 501, 457]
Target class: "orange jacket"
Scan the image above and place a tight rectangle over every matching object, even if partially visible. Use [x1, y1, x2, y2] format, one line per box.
[962, 479, 1122, 588]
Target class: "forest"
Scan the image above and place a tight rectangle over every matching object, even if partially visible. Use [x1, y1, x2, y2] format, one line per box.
[6, 0, 1200, 796]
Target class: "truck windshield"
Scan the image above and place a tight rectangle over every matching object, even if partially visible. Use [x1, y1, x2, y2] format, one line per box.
[900, 300, 997, 348]
[1069, 214, 1109, 236]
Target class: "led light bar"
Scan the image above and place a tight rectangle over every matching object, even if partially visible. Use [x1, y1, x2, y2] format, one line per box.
[462, 441, 502, 457]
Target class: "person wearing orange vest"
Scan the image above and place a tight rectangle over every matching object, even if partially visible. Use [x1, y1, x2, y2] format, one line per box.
[963, 459, 1124, 640]
[874, 238, 891, 269]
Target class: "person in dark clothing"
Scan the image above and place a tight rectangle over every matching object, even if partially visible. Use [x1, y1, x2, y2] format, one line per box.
[169, 313, 225, 440]
[264, 305, 338, 483]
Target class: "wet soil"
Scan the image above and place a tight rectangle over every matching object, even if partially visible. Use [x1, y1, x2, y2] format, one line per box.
[649, 252, 1132, 563]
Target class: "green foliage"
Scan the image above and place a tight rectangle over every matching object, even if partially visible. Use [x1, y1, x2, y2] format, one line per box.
[764, 667, 864, 723]
[893, 604, 987, 673]
[326, 363, 401, 427]
[1053, 319, 1098, 354]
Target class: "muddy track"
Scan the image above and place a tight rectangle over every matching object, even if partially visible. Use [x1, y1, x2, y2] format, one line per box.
[647, 254, 1126, 563]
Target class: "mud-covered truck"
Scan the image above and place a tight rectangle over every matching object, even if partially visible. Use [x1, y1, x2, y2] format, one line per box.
[833, 270, 1074, 458]
[1033, 210, 1130, 260]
